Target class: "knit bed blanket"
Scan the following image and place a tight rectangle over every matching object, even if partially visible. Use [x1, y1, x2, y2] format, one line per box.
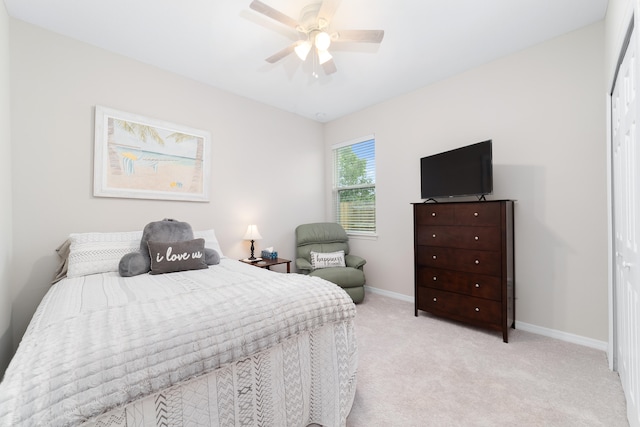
[0, 259, 356, 426]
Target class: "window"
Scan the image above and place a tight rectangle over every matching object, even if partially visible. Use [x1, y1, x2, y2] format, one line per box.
[333, 136, 376, 235]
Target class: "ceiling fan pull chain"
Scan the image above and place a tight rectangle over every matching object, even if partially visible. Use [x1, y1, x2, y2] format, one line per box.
[312, 49, 319, 79]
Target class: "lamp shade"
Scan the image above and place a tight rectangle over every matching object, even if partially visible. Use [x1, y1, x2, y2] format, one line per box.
[295, 40, 312, 61]
[317, 49, 332, 65]
[243, 224, 263, 240]
[315, 31, 331, 51]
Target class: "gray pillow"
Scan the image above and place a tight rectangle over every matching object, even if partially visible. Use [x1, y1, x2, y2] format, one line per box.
[148, 238, 208, 275]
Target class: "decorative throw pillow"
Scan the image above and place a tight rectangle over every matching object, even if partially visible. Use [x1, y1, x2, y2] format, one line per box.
[67, 231, 143, 278]
[310, 250, 346, 269]
[148, 238, 208, 275]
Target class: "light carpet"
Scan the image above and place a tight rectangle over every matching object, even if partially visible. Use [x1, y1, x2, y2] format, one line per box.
[345, 292, 628, 427]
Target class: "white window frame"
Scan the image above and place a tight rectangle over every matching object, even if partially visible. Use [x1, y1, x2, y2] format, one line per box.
[332, 135, 376, 237]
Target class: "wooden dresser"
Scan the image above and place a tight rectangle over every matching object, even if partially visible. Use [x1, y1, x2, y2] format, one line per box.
[413, 200, 515, 342]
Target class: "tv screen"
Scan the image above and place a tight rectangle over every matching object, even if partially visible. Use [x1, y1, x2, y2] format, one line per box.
[420, 140, 493, 200]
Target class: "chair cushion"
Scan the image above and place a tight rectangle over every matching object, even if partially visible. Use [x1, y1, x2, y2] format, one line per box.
[295, 223, 348, 246]
[310, 266, 365, 289]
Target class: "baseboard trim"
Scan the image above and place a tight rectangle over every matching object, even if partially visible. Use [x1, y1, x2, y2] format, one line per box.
[364, 285, 608, 352]
[514, 321, 608, 351]
[365, 285, 414, 303]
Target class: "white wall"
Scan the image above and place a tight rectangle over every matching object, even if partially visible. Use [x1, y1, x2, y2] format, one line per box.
[324, 23, 608, 341]
[7, 20, 325, 358]
[1, 15, 611, 379]
[0, 3, 13, 378]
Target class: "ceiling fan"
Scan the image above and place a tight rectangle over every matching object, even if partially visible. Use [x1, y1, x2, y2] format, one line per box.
[249, 0, 384, 76]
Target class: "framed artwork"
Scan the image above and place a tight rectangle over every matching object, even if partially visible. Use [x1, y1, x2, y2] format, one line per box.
[93, 106, 211, 202]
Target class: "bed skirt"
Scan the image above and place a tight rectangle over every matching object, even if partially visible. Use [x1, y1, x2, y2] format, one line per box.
[85, 319, 357, 427]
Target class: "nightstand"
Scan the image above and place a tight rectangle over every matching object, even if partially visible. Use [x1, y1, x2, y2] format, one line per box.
[240, 257, 291, 273]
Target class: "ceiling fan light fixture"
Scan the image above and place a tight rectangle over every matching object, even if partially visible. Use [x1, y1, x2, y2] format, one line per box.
[315, 31, 331, 51]
[250, 0, 385, 76]
[317, 49, 332, 65]
[294, 40, 312, 60]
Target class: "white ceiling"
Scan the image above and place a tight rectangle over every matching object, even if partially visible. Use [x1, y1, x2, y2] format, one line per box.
[4, 0, 608, 122]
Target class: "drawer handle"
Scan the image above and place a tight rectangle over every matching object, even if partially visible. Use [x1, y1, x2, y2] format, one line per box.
[432, 212, 436, 217]
[475, 283, 480, 288]
[433, 276, 437, 281]
[432, 255, 437, 260]
[474, 212, 479, 217]
[432, 234, 436, 238]
[474, 236, 479, 241]
[433, 297, 437, 302]
[475, 307, 480, 312]
[475, 260, 480, 265]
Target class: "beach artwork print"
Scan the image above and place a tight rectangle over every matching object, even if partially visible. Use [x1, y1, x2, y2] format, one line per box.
[93, 106, 210, 202]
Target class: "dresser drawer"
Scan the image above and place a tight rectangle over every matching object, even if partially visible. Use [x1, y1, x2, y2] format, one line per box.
[413, 200, 515, 342]
[416, 246, 501, 276]
[454, 203, 500, 226]
[416, 267, 501, 301]
[417, 288, 501, 326]
[414, 204, 455, 226]
[416, 225, 501, 250]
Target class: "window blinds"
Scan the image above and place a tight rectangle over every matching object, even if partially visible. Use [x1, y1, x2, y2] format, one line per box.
[333, 137, 376, 234]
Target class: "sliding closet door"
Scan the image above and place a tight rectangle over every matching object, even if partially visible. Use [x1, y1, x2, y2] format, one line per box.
[612, 22, 640, 427]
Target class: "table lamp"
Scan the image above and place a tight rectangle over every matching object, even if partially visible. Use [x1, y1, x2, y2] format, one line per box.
[243, 224, 262, 260]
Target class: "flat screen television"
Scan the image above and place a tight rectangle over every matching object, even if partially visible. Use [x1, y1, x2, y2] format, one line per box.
[420, 140, 493, 200]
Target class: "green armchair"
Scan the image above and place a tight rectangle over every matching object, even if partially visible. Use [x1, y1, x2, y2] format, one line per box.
[295, 222, 366, 303]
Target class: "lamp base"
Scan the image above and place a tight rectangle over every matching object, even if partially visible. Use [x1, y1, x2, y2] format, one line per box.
[249, 239, 257, 260]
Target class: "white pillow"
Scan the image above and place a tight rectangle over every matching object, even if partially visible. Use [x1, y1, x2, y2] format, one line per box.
[66, 229, 223, 278]
[67, 231, 142, 278]
[310, 250, 346, 270]
[194, 229, 225, 258]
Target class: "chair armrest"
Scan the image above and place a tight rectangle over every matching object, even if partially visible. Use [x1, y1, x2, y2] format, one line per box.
[296, 258, 313, 273]
[345, 254, 366, 269]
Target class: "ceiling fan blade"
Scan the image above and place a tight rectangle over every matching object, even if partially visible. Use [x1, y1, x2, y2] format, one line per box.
[250, 0, 301, 30]
[265, 43, 296, 63]
[322, 58, 337, 75]
[333, 29, 384, 43]
[317, 0, 341, 25]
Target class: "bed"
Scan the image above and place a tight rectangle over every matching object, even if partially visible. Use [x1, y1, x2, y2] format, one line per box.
[0, 229, 358, 427]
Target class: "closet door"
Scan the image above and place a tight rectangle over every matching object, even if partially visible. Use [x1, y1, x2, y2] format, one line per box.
[612, 24, 640, 427]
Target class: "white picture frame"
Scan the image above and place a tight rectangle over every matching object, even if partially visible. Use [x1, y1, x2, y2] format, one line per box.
[93, 106, 211, 202]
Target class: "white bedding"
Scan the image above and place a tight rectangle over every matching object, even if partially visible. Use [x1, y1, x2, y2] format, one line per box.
[0, 259, 357, 426]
